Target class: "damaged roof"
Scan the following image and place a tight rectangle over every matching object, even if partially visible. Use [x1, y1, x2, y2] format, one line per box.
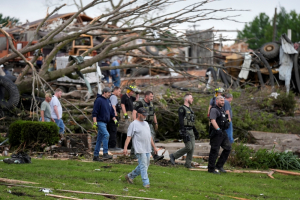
[7, 13, 95, 33]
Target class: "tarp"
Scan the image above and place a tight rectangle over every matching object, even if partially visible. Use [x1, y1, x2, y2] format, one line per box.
[278, 36, 298, 92]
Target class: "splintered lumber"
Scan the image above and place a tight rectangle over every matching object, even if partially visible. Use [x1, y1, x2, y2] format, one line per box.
[45, 194, 94, 200]
[268, 171, 275, 179]
[219, 194, 251, 200]
[0, 178, 39, 185]
[57, 189, 168, 200]
[190, 169, 271, 175]
[271, 169, 300, 176]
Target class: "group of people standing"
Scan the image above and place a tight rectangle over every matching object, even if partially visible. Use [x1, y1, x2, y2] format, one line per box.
[101, 58, 121, 87]
[40, 88, 65, 136]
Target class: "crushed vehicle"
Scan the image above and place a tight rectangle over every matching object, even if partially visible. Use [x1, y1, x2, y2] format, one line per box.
[206, 34, 300, 93]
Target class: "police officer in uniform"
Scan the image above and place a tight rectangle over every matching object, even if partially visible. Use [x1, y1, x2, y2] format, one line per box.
[133, 91, 164, 161]
[170, 94, 199, 168]
[208, 95, 231, 174]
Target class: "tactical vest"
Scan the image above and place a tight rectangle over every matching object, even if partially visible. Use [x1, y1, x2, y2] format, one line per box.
[141, 99, 154, 122]
[210, 105, 229, 131]
[181, 105, 195, 127]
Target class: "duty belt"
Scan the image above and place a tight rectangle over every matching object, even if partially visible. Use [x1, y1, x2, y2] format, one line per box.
[185, 127, 193, 130]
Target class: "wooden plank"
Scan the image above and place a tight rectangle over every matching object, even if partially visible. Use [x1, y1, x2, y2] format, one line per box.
[57, 189, 168, 200]
[271, 169, 300, 176]
[0, 178, 39, 185]
[46, 194, 94, 200]
[190, 169, 270, 174]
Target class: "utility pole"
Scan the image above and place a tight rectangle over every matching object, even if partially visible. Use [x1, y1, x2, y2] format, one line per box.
[272, 7, 277, 42]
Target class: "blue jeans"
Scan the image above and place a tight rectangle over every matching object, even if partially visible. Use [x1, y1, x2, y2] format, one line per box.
[54, 119, 65, 134]
[111, 74, 120, 87]
[40, 117, 51, 122]
[128, 153, 150, 186]
[225, 121, 233, 143]
[94, 122, 110, 156]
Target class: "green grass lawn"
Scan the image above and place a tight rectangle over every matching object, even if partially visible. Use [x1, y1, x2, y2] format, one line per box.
[0, 156, 299, 200]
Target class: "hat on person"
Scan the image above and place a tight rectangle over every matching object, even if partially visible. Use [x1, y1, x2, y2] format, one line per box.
[102, 87, 111, 93]
[137, 107, 149, 116]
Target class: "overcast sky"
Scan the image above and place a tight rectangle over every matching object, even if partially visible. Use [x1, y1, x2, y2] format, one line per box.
[1, 0, 299, 45]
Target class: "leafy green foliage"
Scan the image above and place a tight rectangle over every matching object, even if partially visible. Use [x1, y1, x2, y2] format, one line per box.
[237, 7, 300, 49]
[237, 13, 272, 49]
[0, 13, 19, 27]
[229, 143, 300, 170]
[9, 120, 59, 147]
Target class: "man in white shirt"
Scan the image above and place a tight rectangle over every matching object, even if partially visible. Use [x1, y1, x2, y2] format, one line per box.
[123, 107, 158, 188]
[50, 88, 65, 135]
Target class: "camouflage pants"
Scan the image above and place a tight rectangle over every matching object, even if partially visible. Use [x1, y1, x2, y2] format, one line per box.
[173, 129, 195, 168]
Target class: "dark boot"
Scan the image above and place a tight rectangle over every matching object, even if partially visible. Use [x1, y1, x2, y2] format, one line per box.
[169, 154, 176, 165]
[208, 170, 220, 175]
[103, 153, 112, 160]
[93, 156, 103, 162]
[216, 167, 227, 173]
[153, 155, 164, 162]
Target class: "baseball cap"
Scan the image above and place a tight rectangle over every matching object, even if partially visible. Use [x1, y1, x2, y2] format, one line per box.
[102, 87, 111, 93]
[137, 107, 149, 116]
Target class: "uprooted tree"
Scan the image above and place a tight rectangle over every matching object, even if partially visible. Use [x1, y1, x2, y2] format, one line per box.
[0, 0, 242, 92]
[0, 0, 243, 134]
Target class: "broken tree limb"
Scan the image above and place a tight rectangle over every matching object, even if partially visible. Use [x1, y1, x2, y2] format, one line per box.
[0, 178, 39, 185]
[45, 194, 94, 200]
[271, 169, 300, 176]
[57, 189, 168, 200]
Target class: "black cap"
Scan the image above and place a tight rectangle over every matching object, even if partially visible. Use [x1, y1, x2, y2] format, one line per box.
[137, 107, 149, 116]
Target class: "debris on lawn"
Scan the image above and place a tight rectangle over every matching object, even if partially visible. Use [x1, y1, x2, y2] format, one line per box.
[39, 188, 53, 193]
[3, 152, 31, 164]
[270, 169, 300, 176]
[0, 178, 39, 185]
[57, 189, 168, 200]
[45, 194, 94, 200]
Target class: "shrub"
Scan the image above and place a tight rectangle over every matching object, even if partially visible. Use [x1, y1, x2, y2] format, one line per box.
[9, 120, 59, 147]
[228, 143, 300, 170]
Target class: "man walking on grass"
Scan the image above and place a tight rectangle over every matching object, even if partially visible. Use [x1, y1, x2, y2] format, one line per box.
[124, 107, 158, 188]
[92, 87, 118, 161]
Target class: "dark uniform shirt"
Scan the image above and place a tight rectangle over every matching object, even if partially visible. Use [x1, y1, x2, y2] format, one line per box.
[121, 94, 136, 112]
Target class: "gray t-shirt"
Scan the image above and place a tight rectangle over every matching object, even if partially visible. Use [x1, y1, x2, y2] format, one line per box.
[50, 95, 62, 119]
[127, 120, 152, 154]
[41, 101, 52, 119]
[210, 107, 221, 120]
[110, 94, 118, 106]
[223, 100, 232, 119]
